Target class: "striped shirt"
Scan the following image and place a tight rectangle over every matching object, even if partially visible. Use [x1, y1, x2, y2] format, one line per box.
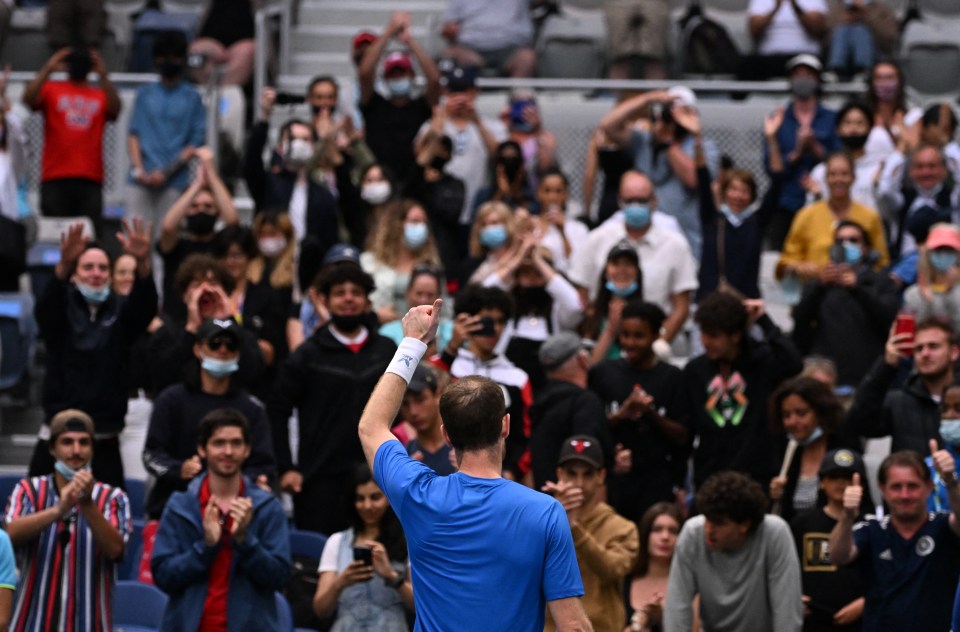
[3, 475, 131, 632]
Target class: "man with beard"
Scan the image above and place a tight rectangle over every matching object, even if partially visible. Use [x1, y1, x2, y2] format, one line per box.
[268, 262, 396, 534]
[830, 450, 960, 632]
[151, 409, 290, 630]
[24, 47, 121, 237]
[848, 319, 959, 453]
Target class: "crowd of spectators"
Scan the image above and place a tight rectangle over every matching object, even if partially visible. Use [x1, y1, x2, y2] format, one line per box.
[2, 1, 960, 630]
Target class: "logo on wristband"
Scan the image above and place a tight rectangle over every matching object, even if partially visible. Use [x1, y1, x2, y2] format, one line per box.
[397, 354, 415, 367]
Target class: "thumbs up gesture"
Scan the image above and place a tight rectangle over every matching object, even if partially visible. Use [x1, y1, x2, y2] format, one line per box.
[930, 439, 957, 483]
[843, 472, 863, 520]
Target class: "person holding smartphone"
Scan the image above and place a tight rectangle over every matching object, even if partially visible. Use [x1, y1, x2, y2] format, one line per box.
[439, 284, 534, 484]
[312, 463, 413, 630]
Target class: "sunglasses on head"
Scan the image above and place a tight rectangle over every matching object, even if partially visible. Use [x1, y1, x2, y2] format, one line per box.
[207, 336, 238, 352]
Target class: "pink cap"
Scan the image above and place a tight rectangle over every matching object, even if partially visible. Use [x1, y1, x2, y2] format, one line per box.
[384, 51, 413, 75]
[926, 223, 960, 251]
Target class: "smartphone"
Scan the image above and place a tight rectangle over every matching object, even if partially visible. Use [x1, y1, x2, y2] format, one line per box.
[352, 546, 372, 566]
[275, 92, 305, 106]
[828, 243, 846, 264]
[894, 312, 916, 356]
[510, 99, 534, 130]
[475, 316, 497, 337]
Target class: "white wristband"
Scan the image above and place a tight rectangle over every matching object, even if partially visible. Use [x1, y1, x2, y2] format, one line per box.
[385, 337, 428, 384]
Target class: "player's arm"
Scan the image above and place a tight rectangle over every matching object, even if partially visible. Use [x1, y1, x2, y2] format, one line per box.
[359, 299, 443, 467]
[547, 597, 593, 632]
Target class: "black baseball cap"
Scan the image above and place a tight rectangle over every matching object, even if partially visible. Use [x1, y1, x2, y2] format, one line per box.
[558, 435, 604, 469]
[819, 449, 864, 478]
[407, 364, 439, 393]
[197, 317, 242, 344]
[606, 241, 639, 264]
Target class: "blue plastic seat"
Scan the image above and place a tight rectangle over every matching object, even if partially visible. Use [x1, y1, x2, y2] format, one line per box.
[114, 580, 168, 631]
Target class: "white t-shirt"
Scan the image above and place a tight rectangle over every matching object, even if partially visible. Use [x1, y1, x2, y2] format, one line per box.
[539, 219, 590, 274]
[288, 177, 308, 243]
[568, 219, 699, 313]
[748, 0, 828, 55]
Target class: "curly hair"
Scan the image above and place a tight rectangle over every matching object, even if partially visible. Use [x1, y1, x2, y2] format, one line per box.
[769, 376, 845, 436]
[696, 471, 767, 533]
[174, 254, 236, 297]
[365, 198, 441, 267]
[694, 291, 747, 335]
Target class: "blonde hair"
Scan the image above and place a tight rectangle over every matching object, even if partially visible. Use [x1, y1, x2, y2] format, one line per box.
[366, 199, 441, 267]
[248, 212, 295, 289]
[468, 201, 516, 258]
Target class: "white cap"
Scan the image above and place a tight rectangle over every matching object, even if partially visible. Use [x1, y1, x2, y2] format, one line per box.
[786, 53, 823, 73]
[668, 86, 697, 108]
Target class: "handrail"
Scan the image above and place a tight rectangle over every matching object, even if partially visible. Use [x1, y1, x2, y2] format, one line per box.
[254, 1, 290, 123]
[473, 77, 867, 95]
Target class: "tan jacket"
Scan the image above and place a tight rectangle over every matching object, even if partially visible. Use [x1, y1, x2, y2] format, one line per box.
[545, 502, 639, 632]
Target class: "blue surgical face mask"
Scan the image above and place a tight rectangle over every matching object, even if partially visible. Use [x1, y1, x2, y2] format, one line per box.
[604, 279, 639, 298]
[76, 281, 111, 305]
[623, 204, 651, 229]
[930, 250, 959, 273]
[843, 242, 862, 265]
[403, 222, 429, 249]
[940, 419, 960, 446]
[480, 224, 508, 249]
[201, 355, 240, 379]
[387, 78, 412, 98]
[789, 425, 824, 447]
[54, 459, 91, 481]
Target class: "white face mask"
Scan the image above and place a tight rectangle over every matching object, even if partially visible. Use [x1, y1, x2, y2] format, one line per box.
[285, 138, 314, 168]
[361, 181, 391, 205]
[258, 236, 288, 257]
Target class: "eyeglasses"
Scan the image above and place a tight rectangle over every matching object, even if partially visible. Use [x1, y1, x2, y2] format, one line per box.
[207, 337, 239, 352]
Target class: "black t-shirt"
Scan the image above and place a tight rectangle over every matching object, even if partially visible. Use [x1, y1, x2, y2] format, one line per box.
[588, 359, 690, 524]
[790, 508, 864, 632]
[361, 93, 431, 182]
[159, 237, 215, 321]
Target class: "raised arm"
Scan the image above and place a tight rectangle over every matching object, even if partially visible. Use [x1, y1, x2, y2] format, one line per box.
[23, 48, 70, 109]
[929, 439, 960, 535]
[829, 472, 862, 565]
[197, 147, 237, 225]
[598, 90, 669, 149]
[358, 298, 443, 466]
[159, 178, 203, 253]
[359, 13, 406, 105]
[91, 51, 121, 120]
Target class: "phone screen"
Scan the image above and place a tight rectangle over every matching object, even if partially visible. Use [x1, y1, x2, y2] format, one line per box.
[894, 313, 916, 356]
[353, 546, 372, 566]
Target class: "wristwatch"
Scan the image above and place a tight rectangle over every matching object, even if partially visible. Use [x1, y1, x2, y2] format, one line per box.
[386, 570, 405, 589]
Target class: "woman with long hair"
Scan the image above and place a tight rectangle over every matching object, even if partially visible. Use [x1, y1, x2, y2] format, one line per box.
[623, 502, 684, 632]
[313, 464, 413, 631]
[768, 376, 861, 522]
[248, 211, 296, 309]
[362, 198, 442, 324]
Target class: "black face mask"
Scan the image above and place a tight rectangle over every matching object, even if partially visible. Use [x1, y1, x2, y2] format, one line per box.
[514, 285, 552, 319]
[839, 134, 869, 151]
[430, 155, 449, 172]
[330, 312, 364, 332]
[158, 60, 185, 79]
[499, 155, 524, 182]
[186, 212, 217, 236]
[311, 104, 335, 117]
[68, 51, 92, 81]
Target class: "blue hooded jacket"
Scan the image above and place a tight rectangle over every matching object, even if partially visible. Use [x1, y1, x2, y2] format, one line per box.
[151, 474, 291, 631]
